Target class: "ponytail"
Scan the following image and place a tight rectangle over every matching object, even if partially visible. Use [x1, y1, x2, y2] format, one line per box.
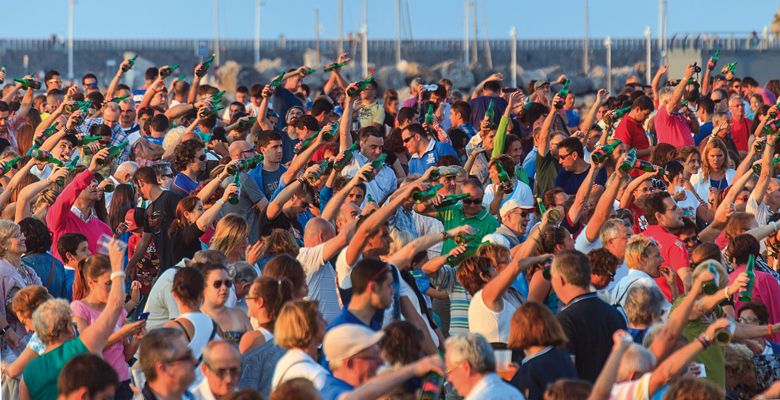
[250, 276, 294, 330]
[71, 255, 111, 301]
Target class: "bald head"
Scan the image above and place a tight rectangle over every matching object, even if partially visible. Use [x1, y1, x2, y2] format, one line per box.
[229, 140, 254, 160]
[335, 203, 361, 233]
[303, 217, 335, 247]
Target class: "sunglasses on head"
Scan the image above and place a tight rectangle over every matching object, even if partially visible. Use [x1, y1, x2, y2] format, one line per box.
[212, 279, 233, 289]
[462, 198, 483, 205]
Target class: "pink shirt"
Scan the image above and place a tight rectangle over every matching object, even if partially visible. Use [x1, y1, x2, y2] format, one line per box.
[70, 301, 130, 381]
[642, 225, 690, 301]
[46, 169, 112, 262]
[654, 106, 694, 148]
[729, 264, 780, 342]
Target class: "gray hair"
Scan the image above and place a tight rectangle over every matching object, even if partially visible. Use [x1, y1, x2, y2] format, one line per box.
[728, 94, 744, 106]
[139, 328, 186, 382]
[658, 87, 675, 104]
[202, 340, 240, 367]
[618, 344, 656, 382]
[0, 220, 20, 259]
[444, 333, 495, 374]
[624, 285, 665, 326]
[192, 249, 228, 267]
[232, 261, 258, 283]
[32, 299, 72, 345]
[599, 218, 627, 244]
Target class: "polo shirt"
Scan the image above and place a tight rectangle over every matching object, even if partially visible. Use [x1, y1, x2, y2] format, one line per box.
[326, 308, 382, 332]
[557, 292, 627, 383]
[340, 150, 397, 203]
[435, 205, 498, 254]
[468, 96, 508, 128]
[653, 106, 694, 148]
[641, 225, 689, 301]
[408, 139, 458, 176]
[614, 115, 650, 160]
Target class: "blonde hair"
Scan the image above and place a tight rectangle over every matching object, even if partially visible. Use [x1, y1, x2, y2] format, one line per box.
[32, 298, 73, 344]
[388, 228, 413, 255]
[624, 235, 658, 270]
[700, 137, 728, 179]
[692, 260, 729, 289]
[0, 220, 21, 259]
[162, 125, 188, 156]
[209, 213, 248, 260]
[275, 300, 321, 350]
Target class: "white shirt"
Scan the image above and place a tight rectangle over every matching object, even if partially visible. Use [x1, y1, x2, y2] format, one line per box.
[413, 212, 445, 260]
[465, 373, 524, 400]
[609, 269, 669, 311]
[192, 378, 218, 400]
[341, 150, 397, 203]
[29, 164, 52, 181]
[610, 372, 652, 400]
[271, 349, 329, 391]
[482, 179, 534, 210]
[467, 289, 520, 344]
[297, 243, 341, 322]
[690, 168, 736, 203]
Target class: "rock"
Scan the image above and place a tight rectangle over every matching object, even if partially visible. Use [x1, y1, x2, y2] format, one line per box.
[302, 49, 322, 68]
[255, 58, 283, 74]
[396, 60, 436, 82]
[430, 60, 475, 89]
[217, 61, 241, 94]
[568, 76, 595, 95]
[374, 66, 406, 92]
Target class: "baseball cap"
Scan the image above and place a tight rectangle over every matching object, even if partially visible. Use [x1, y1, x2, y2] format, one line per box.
[124, 209, 141, 233]
[533, 80, 550, 91]
[481, 233, 511, 248]
[323, 324, 385, 367]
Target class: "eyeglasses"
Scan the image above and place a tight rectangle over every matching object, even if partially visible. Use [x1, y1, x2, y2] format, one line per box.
[446, 362, 463, 375]
[206, 364, 240, 378]
[212, 279, 233, 289]
[729, 103, 744, 108]
[166, 350, 196, 365]
[161, 173, 174, 179]
[84, 82, 97, 88]
[462, 197, 483, 205]
[558, 151, 573, 160]
[712, 98, 724, 103]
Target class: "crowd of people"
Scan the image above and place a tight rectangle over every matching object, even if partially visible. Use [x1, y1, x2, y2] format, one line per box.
[1, 49, 780, 400]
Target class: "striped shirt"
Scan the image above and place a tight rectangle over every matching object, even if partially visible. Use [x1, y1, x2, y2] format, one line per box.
[431, 265, 471, 336]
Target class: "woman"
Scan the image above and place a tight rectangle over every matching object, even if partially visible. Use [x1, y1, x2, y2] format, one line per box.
[691, 137, 736, 203]
[663, 160, 704, 221]
[3, 286, 51, 379]
[737, 301, 780, 355]
[200, 263, 252, 346]
[18, 218, 68, 299]
[239, 276, 294, 354]
[624, 285, 667, 344]
[674, 146, 702, 182]
[107, 184, 134, 232]
[70, 255, 146, 400]
[19, 239, 126, 400]
[507, 302, 577, 400]
[0, 220, 42, 359]
[263, 254, 308, 299]
[256, 230, 300, 270]
[271, 300, 327, 391]
[457, 254, 549, 349]
[527, 226, 573, 314]
[169, 184, 238, 265]
[210, 213, 252, 264]
[383, 89, 399, 131]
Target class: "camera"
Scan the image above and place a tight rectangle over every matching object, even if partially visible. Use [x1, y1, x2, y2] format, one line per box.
[692, 62, 702, 74]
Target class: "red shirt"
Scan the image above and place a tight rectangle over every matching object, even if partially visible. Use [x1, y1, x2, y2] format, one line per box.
[654, 107, 694, 148]
[730, 117, 752, 153]
[614, 115, 650, 160]
[642, 224, 690, 301]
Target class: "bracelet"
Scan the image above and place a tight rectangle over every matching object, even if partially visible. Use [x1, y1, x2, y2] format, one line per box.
[724, 286, 731, 300]
[769, 325, 774, 337]
[441, 231, 449, 240]
[110, 271, 126, 281]
[696, 335, 712, 349]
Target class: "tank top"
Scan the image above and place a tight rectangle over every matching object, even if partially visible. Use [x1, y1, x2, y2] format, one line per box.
[177, 311, 220, 388]
[467, 289, 517, 344]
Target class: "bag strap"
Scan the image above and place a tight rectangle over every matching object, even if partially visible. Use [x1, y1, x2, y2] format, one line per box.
[172, 319, 192, 342]
[45, 257, 56, 288]
[197, 321, 218, 365]
[614, 277, 642, 307]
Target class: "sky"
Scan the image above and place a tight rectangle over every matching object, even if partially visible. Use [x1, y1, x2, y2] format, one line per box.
[1, 0, 778, 40]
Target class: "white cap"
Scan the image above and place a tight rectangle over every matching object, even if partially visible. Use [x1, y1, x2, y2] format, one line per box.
[481, 233, 511, 248]
[323, 324, 384, 367]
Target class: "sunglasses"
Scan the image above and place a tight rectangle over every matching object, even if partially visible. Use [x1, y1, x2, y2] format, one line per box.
[462, 198, 483, 205]
[212, 279, 233, 289]
[402, 135, 416, 144]
[206, 364, 240, 378]
[161, 173, 174, 179]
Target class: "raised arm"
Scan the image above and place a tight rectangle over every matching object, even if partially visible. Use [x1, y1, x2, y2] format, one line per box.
[196, 184, 238, 231]
[341, 355, 444, 400]
[80, 239, 127, 353]
[139, 78, 165, 110]
[339, 85, 358, 152]
[537, 95, 560, 157]
[651, 65, 668, 105]
[187, 63, 206, 104]
[582, 167, 627, 242]
[386, 226, 472, 269]
[733, 134, 762, 182]
[665, 65, 695, 114]
[580, 89, 608, 132]
[588, 330, 633, 400]
[281, 124, 333, 184]
[481, 254, 551, 312]
[266, 172, 308, 221]
[751, 126, 777, 203]
[15, 168, 68, 222]
[106, 59, 131, 100]
[257, 85, 274, 130]
[492, 91, 522, 159]
[648, 271, 708, 360]
[619, 170, 655, 209]
[322, 165, 370, 222]
[567, 162, 601, 224]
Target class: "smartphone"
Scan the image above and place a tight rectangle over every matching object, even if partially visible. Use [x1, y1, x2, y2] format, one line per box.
[502, 87, 518, 93]
[138, 312, 150, 321]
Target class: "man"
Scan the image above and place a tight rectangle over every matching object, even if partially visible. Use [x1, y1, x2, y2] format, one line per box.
[118, 99, 141, 144]
[562, 92, 579, 129]
[249, 130, 288, 200]
[193, 341, 241, 400]
[654, 65, 698, 148]
[0, 78, 35, 150]
[260, 166, 317, 243]
[272, 67, 306, 130]
[57, 353, 119, 400]
[552, 250, 627, 383]
[104, 161, 139, 208]
[495, 199, 533, 248]
[449, 101, 477, 139]
[357, 80, 385, 129]
[77, 101, 130, 161]
[297, 217, 353, 322]
[742, 76, 777, 106]
[328, 258, 393, 331]
[728, 94, 752, 154]
[171, 140, 206, 197]
[310, 98, 336, 127]
[323, 324, 385, 394]
[136, 328, 197, 400]
[405, 123, 458, 176]
[640, 190, 690, 291]
[224, 141, 268, 243]
[128, 167, 183, 274]
[340, 125, 397, 203]
[554, 137, 607, 195]
[613, 95, 655, 159]
[444, 333, 522, 399]
[45, 70, 63, 91]
[694, 97, 715, 146]
[468, 80, 508, 127]
[531, 101, 565, 196]
[133, 67, 159, 105]
[82, 73, 99, 94]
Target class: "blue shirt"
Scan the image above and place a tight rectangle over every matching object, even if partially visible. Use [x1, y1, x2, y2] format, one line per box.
[694, 121, 713, 146]
[22, 253, 68, 299]
[63, 267, 75, 301]
[172, 173, 199, 195]
[456, 123, 478, 139]
[468, 96, 508, 128]
[564, 109, 580, 128]
[320, 376, 354, 400]
[248, 164, 287, 201]
[554, 165, 608, 195]
[326, 308, 382, 332]
[408, 140, 458, 176]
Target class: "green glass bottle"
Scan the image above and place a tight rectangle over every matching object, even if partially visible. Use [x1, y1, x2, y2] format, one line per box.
[301, 68, 316, 75]
[412, 184, 444, 203]
[590, 139, 622, 163]
[110, 94, 130, 103]
[494, 161, 513, 194]
[96, 142, 128, 166]
[79, 135, 105, 146]
[0, 156, 21, 174]
[55, 155, 81, 186]
[762, 118, 780, 135]
[619, 148, 637, 174]
[633, 160, 665, 176]
[701, 263, 720, 295]
[428, 167, 441, 181]
[602, 106, 632, 126]
[425, 104, 435, 125]
[228, 171, 241, 205]
[306, 160, 334, 182]
[269, 71, 286, 90]
[334, 141, 360, 171]
[554, 79, 570, 109]
[33, 122, 59, 149]
[752, 157, 780, 175]
[739, 254, 756, 302]
[294, 133, 318, 155]
[365, 153, 388, 181]
[542, 258, 552, 280]
[102, 181, 115, 193]
[197, 54, 216, 77]
[211, 90, 225, 103]
[159, 64, 179, 78]
[320, 121, 340, 142]
[29, 148, 64, 166]
[121, 54, 138, 72]
[323, 61, 349, 72]
[203, 105, 225, 116]
[714, 320, 736, 345]
[708, 49, 719, 70]
[237, 117, 257, 131]
[419, 372, 444, 400]
[14, 77, 41, 90]
[537, 196, 561, 225]
[227, 154, 264, 175]
[484, 99, 495, 125]
[346, 76, 375, 97]
[435, 193, 470, 208]
[721, 62, 737, 75]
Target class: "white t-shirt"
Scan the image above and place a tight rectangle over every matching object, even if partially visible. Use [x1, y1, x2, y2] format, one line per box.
[468, 289, 519, 344]
[335, 247, 358, 290]
[271, 348, 329, 391]
[611, 371, 652, 400]
[297, 243, 341, 322]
